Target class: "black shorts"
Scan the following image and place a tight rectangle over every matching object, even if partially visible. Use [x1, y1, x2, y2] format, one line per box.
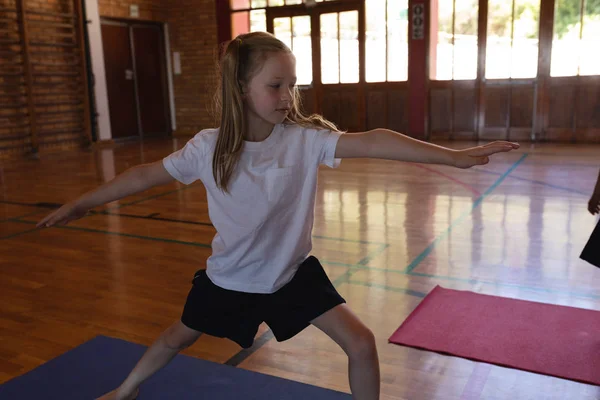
[181, 256, 346, 348]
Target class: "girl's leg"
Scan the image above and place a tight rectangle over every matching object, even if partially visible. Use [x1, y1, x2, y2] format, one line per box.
[311, 304, 380, 400]
[96, 320, 202, 400]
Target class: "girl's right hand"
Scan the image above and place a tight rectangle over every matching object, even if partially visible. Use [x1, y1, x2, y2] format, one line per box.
[36, 202, 89, 228]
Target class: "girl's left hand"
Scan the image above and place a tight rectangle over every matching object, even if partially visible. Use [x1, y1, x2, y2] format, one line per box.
[453, 141, 520, 169]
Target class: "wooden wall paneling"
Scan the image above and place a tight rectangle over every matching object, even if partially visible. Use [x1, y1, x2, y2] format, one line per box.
[387, 86, 408, 133]
[298, 87, 315, 115]
[545, 76, 600, 143]
[544, 82, 576, 142]
[429, 86, 451, 139]
[549, 79, 576, 130]
[338, 87, 360, 132]
[452, 81, 477, 139]
[576, 77, 600, 129]
[321, 89, 340, 129]
[575, 76, 600, 143]
[509, 83, 534, 142]
[363, 84, 408, 133]
[480, 83, 509, 140]
[366, 89, 387, 130]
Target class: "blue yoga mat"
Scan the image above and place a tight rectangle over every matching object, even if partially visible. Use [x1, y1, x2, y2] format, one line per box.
[0, 335, 351, 399]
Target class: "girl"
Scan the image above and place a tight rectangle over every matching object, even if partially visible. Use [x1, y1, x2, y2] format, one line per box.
[37, 32, 519, 400]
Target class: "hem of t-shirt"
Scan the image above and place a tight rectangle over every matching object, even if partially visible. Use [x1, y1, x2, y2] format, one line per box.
[205, 269, 292, 294]
[323, 130, 343, 168]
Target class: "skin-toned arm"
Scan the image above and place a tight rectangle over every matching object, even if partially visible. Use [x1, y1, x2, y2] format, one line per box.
[37, 160, 175, 228]
[335, 128, 519, 169]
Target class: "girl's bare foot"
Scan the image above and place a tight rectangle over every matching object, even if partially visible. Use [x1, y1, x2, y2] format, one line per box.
[96, 387, 139, 400]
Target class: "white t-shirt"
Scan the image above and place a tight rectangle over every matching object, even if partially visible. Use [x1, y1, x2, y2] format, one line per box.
[163, 123, 342, 294]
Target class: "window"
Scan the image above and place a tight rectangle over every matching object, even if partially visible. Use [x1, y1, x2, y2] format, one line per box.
[551, 0, 600, 77]
[229, 0, 408, 84]
[365, 0, 409, 82]
[231, 9, 266, 38]
[230, 0, 267, 39]
[321, 11, 359, 84]
[485, 0, 541, 79]
[274, 16, 313, 85]
[430, 0, 478, 80]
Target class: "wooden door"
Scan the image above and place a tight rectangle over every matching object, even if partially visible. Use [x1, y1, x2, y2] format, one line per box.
[101, 23, 139, 139]
[131, 24, 170, 137]
[267, 0, 365, 132]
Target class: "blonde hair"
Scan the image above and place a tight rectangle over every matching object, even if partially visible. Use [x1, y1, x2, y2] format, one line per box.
[213, 31, 338, 192]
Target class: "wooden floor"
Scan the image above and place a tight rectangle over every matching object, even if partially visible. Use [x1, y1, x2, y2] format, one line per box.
[1, 137, 599, 399]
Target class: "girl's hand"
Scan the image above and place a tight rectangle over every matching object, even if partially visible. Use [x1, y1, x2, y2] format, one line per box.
[589, 192, 600, 215]
[36, 202, 89, 228]
[453, 141, 520, 169]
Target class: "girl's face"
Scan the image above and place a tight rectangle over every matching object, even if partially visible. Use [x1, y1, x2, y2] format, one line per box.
[244, 51, 297, 128]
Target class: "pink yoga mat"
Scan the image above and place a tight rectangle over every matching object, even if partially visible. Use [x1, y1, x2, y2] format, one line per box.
[389, 285, 600, 386]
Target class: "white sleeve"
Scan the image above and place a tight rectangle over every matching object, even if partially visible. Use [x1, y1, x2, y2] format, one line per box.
[311, 128, 343, 168]
[162, 133, 207, 184]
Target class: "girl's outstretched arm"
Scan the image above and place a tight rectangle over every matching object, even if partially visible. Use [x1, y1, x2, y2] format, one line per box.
[335, 128, 519, 168]
[37, 160, 175, 228]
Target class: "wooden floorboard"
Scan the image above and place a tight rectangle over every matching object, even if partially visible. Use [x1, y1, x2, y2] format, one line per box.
[1, 138, 600, 399]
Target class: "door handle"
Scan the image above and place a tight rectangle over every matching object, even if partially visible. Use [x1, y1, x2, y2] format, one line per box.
[125, 69, 134, 80]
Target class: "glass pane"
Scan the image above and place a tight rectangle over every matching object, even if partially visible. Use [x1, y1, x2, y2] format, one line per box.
[586, 0, 600, 19]
[286, 0, 302, 4]
[251, 0, 267, 8]
[550, 0, 581, 77]
[320, 13, 339, 84]
[486, 0, 513, 79]
[231, 11, 249, 38]
[511, 0, 539, 78]
[250, 9, 266, 32]
[269, 0, 284, 6]
[339, 11, 359, 83]
[486, 0, 540, 79]
[273, 17, 292, 50]
[432, 0, 453, 80]
[580, 0, 600, 76]
[365, 0, 386, 82]
[292, 16, 313, 85]
[453, 0, 477, 80]
[230, 0, 250, 10]
[387, 0, 409, 81]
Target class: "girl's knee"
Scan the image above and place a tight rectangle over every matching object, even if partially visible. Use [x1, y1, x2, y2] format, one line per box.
[163, 321, 201, 350]
[347, 326, 377, 360]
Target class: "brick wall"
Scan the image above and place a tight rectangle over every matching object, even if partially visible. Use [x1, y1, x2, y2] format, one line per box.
[168, 0, 220, 135]
[0, 0, 90, 159]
